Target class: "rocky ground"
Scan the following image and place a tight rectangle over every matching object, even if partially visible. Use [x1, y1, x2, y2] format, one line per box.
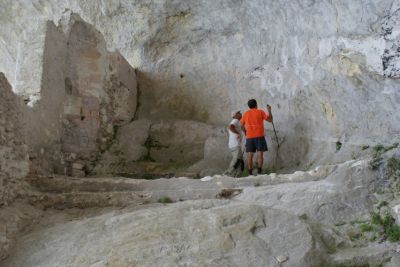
[1, 1, 400, 266]
[2, 147, 400, 267]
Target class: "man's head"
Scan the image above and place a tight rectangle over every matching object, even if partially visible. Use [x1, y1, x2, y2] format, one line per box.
[231, 110, 242, 120]
[248, 99, 257, 109]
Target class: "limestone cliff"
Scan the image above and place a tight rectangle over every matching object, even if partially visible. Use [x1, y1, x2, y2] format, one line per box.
[1, 0, 399, 171]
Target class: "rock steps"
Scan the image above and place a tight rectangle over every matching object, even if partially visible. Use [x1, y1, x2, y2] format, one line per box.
[25, 167, 332, 210]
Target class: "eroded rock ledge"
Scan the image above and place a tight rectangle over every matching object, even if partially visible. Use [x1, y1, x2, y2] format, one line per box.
[1, 152, 400, 266]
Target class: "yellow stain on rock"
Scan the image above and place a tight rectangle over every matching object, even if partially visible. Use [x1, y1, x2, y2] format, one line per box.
[320, 101, 336, 120]
[323, 55, 362, 77]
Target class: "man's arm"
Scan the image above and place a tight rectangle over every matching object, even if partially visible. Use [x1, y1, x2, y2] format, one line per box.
[265, 105, 273, 123]
[240, 116, 246, 135]
[241, 124, 246, 136]
[229, 124, 240, 135]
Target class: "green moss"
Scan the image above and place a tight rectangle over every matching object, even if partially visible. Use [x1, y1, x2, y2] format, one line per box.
[359, 223, 373, 232]
[373, 144, 385, 157]
[386, 157, 400, 191]
[387, 157, 400, 177]
[158, 197, 174, 204]
[387, 225, 400, 242]
[381, 213, 394, 229]
[369, 211, 400, 242]
[241, 169, 250, 177]
[142, 173, 155, 180]
[264, 168, 272, 175]
[384, 257, 392, 263]
[369, 143, 398, 170]
[370, 211, 382, 225]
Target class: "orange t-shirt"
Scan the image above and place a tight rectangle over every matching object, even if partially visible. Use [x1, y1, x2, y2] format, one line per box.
[240, 109, 270, 138]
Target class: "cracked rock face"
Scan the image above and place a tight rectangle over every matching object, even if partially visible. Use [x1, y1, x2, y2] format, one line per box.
[1, 1, 400, 170]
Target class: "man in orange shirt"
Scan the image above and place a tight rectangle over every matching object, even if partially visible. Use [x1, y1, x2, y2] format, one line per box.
[240, 99, 273, 175]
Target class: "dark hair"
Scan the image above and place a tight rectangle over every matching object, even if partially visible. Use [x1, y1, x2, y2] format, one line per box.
[248, 99, 257, 109]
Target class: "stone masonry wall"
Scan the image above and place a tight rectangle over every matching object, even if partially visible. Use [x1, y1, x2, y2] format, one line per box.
[0, 73, 29, 206]
[23, 14, 137, 176]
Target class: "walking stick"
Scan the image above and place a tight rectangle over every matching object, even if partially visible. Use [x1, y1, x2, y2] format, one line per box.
[267, 105, 280, 169]
[267, 105, 279, 148]
[271, 121, 280, 148]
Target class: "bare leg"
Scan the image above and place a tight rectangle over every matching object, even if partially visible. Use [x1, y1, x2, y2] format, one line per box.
[225, 147, 239, 175]
[247, 152, 254, 172]
[257, 151, 264, 172]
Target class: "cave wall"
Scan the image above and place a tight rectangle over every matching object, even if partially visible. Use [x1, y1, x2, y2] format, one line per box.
[1, 1, 400, 171]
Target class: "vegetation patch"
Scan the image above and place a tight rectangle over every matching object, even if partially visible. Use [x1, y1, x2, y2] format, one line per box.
[241, 169, 250, 177]
[158, 197, 174, 204]
[385, 157, 400, 192]
[359, 223, 373, 232]
[370, 143, 399, 169]
[264, 168, 272, 175]
[142, 173, 155, 180]
[369, 211, 400, 242]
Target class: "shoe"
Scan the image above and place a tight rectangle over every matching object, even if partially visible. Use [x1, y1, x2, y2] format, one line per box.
[257, 168, 262, 175]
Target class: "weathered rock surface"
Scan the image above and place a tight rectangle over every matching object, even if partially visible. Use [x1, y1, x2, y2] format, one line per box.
[94, 119, 229, 175]
[237, 160, 375, 224]
[3, 200, 325, 267]
[1, 1, 400, 170]
[0, 202, 42, 262]
[4, 156, 400, 266]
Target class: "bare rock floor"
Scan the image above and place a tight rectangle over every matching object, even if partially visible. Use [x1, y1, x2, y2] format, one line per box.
[3, 157, 400, 267]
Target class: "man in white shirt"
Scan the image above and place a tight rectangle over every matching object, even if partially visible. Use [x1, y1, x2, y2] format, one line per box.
[225, 110, 244, 177]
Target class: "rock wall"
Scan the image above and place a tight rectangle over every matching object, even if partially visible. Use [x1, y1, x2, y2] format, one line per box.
[1, 1, 400, 171]
[21, 15, 138, 176]
[93, 119, 230, 176]
[0, 73, 29, 206]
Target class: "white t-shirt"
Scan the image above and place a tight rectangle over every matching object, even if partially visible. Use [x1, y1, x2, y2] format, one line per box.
[228, 119, 243, 149]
